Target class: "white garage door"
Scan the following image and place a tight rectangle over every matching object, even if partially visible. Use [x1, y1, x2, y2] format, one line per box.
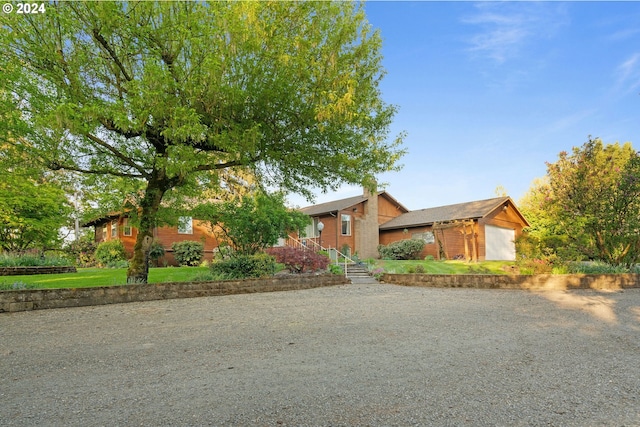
[485, 225, 516, 261]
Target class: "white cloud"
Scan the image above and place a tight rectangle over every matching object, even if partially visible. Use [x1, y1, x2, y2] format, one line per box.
[613, 52, 640, 95]
[462, 3, 568, 64]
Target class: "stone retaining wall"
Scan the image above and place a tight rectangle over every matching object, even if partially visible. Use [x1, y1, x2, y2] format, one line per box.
[382, 273, 640, 291]
[0, 274, 349, 313]
[0, 266, 77, 276]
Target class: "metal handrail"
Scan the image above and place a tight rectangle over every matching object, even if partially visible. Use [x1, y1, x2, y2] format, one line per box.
[283, 236, 356, 278]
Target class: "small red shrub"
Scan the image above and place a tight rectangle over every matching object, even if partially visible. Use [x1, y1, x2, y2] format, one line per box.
[266, 247, 329, 273]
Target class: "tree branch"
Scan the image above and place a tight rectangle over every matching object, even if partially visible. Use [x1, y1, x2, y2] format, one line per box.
[47, 160, 144, 179]
[85, 133, 149, 177]
[91, 28, 133, 82]
[99, 118, 143, 139]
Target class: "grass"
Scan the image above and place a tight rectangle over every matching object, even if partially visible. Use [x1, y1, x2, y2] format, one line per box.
[0, 266, 210, 290]
[371, 259, 514, 275]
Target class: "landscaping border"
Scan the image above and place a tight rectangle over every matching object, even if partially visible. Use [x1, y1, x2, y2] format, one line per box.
[382, 273, 640, 291]
[0, 266, 77, 276]
[0, 274, 349, 313]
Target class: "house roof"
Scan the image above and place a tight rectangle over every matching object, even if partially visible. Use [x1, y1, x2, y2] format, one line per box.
[379, 197, 528, 230]
[82, 211, 124, 227]
[299, 191, 409, 217]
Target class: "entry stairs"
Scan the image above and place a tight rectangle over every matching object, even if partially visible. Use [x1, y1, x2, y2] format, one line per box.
[346, 263, 379, 285]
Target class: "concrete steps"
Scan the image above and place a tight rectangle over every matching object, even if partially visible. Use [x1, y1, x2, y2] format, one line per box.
[345, 263, 379, 285]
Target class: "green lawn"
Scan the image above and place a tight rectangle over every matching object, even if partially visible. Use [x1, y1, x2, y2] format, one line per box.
[1, 267, 210, 289]
[371, 260, 514, 275]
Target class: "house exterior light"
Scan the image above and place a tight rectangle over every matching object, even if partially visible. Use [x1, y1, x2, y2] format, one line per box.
[317, 221, 324, 249]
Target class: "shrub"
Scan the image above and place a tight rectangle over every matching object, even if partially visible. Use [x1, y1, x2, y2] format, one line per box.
[210, 253, 277, 279]
[328, 264, 343, 275]
[377, 239, 425, 260]
[172, 241, 204, 266]
[371, 267, 385, 280]
[266, 247, 330, 273]
[95, 240, 127, 267]
[567, 261, 630, 274]
[0, 252, 72, 267]
[414, 265, 425, 274]
[424, 255, 435, 261]
[64, 236, 97, 267]
[148, 240, 165, 266]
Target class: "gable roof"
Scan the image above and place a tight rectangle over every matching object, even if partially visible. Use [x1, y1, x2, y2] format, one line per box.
[380, 197, 527, 230]
[300, 191, 409, 217]
[300, 195, 368, 216]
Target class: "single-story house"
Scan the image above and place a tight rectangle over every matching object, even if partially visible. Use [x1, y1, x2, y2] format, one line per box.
[299, 191, 529, 262]
[85, 189, 529, 264]
[379, 197, 529, 261]
[83, 213, 219, 266]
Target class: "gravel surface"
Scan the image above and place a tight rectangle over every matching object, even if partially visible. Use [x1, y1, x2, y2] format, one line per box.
[1, 283, 639, 426]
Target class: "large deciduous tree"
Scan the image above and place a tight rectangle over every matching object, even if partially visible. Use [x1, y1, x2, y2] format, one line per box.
[0, 1, 404, 282]
[525, 138, 640, 266]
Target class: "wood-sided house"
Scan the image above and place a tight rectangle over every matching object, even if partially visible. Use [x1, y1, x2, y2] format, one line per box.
[297, 192, 529, 261]
[83, 213, 219, 266]
[295, 188, 409, 259]
[379, 197, 529, 261]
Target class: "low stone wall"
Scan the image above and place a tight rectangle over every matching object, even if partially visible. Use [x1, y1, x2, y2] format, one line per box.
[0, 274, 349, 313]
[0, 266, 77, 276]
[382, 273, 640, 291]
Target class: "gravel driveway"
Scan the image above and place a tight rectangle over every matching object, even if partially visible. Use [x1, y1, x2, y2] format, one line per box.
[1, 283, 639, 426]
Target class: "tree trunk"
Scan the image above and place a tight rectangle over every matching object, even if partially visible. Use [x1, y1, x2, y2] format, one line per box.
[127, 173, 170, 284]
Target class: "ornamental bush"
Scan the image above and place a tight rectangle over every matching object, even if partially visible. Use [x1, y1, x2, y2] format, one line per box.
[95, 240, 127, 267]
[377, 239, 425, 260]
[266, 246, 329, 273]
[210, 253, 277, 279]
[171, 240, 204, 266]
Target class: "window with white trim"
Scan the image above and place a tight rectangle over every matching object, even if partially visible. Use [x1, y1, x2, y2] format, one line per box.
[123, 218, 132, 236]
[341, 214, 351, 235]
[178, 216, 193, 234]
[111, 221, 117, 238]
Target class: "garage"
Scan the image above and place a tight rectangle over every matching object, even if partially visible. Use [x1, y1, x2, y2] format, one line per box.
[485, 225, 516, 261]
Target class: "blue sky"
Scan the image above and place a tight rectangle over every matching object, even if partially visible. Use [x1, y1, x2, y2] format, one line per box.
[288, 1, 640, 211]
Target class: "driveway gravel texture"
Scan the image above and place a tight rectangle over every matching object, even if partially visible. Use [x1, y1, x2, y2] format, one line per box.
[1, 283, 639, 426]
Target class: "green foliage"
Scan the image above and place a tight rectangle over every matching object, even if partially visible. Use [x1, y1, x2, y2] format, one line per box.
[377, 239, 425, 260]
[195, 192, 309, 256]
[567, 262, 631, 274]
[171, 241, 204, 267]
[148, 241, 166, 265]
[64, 234, 97, 267]
[210, 253, 277, 280]
[0, 280, 41, 291]
[1, 1, 404, 283]
[328, 264, 344, 275]
[523, 138, 640, 266]
[0, 252, 71, 267]
[266, 247, 330, 273]
[95, 240, 128, 267]
[0, 172, 72, 252]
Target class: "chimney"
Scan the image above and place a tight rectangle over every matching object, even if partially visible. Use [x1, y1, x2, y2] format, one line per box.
[356, 179, 380, 259]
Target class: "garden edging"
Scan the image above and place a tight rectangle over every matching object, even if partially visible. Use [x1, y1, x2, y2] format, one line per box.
[382, 273, 640, 291]
[0, 274, 349, 313]
[0, 266, 77, 276]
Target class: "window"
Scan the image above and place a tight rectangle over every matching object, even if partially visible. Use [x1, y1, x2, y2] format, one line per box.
[305, 218, 320, 238]
[123, 218, 132, 236]
[111, 221, 117, 238]
[341, 214, 351, 235]
[102, 225, 107, 241]
[178, 216, 193, 234]
[413, 231, 435, 244]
